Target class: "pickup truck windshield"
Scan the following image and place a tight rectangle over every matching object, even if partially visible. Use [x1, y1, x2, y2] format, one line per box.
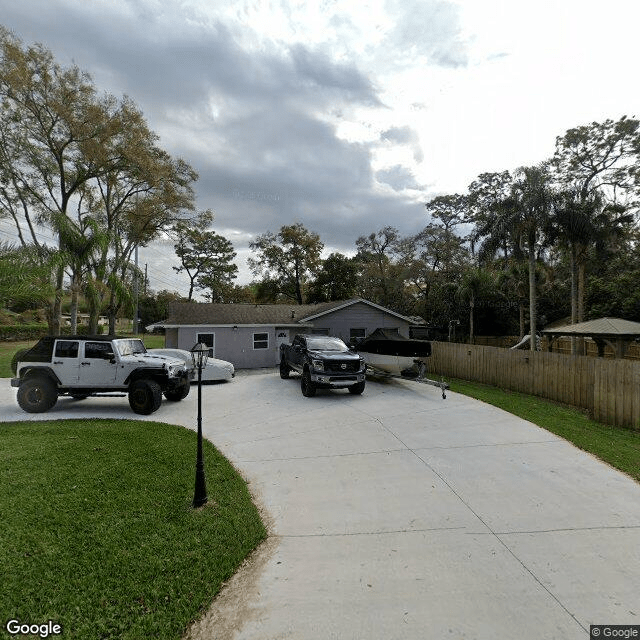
[306, 337, 348, 351]
[114, 339, 147, 356]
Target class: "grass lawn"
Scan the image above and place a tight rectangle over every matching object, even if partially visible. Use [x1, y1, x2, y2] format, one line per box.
[0, 419, 266, 639]
[450, 378, 640, 482]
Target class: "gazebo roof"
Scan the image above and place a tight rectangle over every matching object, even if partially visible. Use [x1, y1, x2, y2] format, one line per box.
[542, 317, 640, 337]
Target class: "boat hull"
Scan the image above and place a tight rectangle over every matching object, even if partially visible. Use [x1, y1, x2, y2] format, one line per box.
[361, 352, 424, 376]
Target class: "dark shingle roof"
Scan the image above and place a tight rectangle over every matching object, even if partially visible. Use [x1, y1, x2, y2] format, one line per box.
[165, 300, 358, 326]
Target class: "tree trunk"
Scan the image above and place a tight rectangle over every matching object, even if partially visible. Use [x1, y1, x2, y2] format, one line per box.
[469, 299, 475, 345]
[570, 245, 578, 355]
[577, 253, 586, 355]
[528, 237, 537, 352]
[70, 282, 79, 334]
[50, 264, 65, 336]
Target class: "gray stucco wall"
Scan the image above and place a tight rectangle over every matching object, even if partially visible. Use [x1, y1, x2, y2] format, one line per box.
[304, 302, 411, 342]
[175, 325, 289, 369]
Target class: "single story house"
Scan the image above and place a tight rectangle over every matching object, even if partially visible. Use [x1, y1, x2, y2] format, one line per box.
[154, 298, 424, 369]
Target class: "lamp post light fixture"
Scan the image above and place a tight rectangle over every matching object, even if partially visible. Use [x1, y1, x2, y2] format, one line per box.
[190, 342, 209, 508]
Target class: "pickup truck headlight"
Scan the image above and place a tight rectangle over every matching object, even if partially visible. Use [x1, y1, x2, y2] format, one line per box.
[311, 359, 324, 371]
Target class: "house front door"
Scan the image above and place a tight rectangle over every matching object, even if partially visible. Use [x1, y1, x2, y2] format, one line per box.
[275, 329, 289, 364]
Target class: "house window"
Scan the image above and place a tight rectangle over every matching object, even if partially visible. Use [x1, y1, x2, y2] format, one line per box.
[350, 328, 366, 342]
[311, 328, 330, 335]
[253, 332, 269, 349]
[197, 333, 215, 357]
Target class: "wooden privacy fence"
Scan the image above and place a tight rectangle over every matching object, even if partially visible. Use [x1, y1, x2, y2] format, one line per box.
[425, 342, 640, 430]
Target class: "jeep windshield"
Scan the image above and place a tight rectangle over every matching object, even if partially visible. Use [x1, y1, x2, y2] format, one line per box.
[306, 337, 349, 352]
[114, 339, 147, 356]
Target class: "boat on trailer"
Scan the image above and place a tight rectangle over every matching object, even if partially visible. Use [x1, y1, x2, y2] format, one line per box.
[354, 329, 448, 398]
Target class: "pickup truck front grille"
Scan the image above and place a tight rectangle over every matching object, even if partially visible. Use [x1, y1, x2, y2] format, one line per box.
[324, 360, 360, 373]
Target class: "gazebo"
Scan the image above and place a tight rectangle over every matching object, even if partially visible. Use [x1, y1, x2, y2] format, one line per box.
[541, 317, 640, 358]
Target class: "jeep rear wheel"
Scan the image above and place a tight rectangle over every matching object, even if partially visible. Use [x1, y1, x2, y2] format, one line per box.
[17, 377, 58, 413]
[164, 381, 190, 402]
[128, 379, 162, 415]
[301, 369, 316, 397]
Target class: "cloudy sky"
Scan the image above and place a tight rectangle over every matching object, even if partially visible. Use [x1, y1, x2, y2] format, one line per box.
[1, 0, 639, 293]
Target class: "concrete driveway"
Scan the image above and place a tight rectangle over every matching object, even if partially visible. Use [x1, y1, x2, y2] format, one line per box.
[2, 371, 639, 639]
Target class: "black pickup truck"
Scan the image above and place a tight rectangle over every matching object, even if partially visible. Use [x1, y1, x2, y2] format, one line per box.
[279, 334, 366, 397]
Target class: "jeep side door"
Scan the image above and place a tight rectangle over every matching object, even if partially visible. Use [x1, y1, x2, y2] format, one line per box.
[79, 341, 119, 387]
[51, 339, 80, 385]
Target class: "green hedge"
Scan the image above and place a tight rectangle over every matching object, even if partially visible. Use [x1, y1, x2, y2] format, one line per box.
[0, 323, 107, 341]
[0, 324, 48, 341]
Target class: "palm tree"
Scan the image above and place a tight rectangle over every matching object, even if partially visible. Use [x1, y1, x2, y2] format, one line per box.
[551, 190, 634, 353]
[474, 164, 555, 350]
[498, 261, 528, 339]
[456, 267, 496, 344]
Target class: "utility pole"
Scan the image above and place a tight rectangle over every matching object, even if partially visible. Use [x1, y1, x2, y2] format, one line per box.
[133, 245, 139, 335]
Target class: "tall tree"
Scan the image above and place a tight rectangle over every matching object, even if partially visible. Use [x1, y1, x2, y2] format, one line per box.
[456, 267, 497, 344]
[172, 211, 238, 301]
[475, 165, 555, 349]
[552, 117, 640, 333]
[307, 252, 359, 303]
[0, 28, 197, 334]
[249, 223, 323, 304]
[397, 222, 469, 322]
[355, 226, 406, 310]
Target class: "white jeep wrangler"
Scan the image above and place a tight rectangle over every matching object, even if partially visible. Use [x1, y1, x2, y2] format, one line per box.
[11, 336, 193, 415]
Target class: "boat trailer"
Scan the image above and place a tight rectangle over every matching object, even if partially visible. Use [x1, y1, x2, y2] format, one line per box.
[365, 360, 449, 399]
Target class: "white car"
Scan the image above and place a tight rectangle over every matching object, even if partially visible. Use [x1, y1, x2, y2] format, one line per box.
[149, 349, 235, 382]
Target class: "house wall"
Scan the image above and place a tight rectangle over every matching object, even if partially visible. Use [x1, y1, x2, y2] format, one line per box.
[176, 326, 287, 369]
[165, 328, 179, 348]
[170, 302, 412, 369]
[306, 302, 411, 343]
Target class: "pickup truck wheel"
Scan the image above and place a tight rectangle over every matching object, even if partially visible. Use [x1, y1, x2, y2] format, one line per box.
[164, 381, 190, 401]
[301, 369, 316, 397]
[348, 381, 366, 395]
[129, 379, 162, 415]
[279, 359, 291, 379]
[17, 377, 58, 413]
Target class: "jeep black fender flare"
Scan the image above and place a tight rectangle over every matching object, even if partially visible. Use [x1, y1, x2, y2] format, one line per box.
[19, 367, 61, 386]
[124, 367, 167, 386]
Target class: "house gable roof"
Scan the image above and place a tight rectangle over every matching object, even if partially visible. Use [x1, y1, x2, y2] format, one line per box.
[163, 298, 419, 327]
[297, 298, 418, 324]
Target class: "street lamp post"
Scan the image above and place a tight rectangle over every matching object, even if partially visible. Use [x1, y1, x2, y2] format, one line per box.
[190, 343, 209, 508]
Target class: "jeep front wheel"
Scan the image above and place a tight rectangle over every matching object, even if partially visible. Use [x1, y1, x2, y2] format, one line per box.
[164, 381, 190, 402]
[128, 379, 162, 415]
[17, 377, 58, 413]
